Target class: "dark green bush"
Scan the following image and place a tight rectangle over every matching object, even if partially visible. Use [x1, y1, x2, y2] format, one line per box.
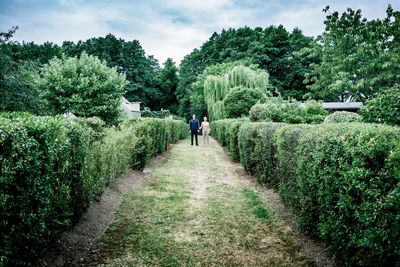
[359, 88, 400, 126]
[141, 109, 171, 118]
[324, 111, 362, 123]
[254, 123, 285, 187]
[0, 113, 187, 265]
[211, 118, 248, 162]
[238, 122, 264, 174]
[296, 124, 400, 266]
[213, 118, 400, 266]
[302, 100, 328, 123]
[223, 87, 264, 118]
[275, 124, 314, 212]
[249, 99, 327, 124]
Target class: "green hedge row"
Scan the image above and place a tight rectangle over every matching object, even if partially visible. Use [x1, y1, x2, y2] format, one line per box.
[211, 119, 400, 266]
[0, 113, 188, 265]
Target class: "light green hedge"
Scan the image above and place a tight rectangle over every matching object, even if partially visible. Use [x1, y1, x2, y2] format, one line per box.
[0, 113, 187, 265]
[212, 119, 400, 266]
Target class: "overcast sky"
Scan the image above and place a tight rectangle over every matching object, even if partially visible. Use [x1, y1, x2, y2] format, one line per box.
[1, 0, 398, 64]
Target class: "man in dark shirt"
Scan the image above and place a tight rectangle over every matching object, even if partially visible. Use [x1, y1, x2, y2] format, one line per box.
[189, 114, 200, 146]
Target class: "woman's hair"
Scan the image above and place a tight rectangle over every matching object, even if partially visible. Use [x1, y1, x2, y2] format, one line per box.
[204, 116, 208, 120]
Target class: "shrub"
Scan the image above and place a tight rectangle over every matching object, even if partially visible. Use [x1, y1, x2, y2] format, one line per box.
[211, 118, 249, 162]
[0, 113, 187, 265]
[249, 103, 272, 122]
[249, 99, 326, 124]
[275, 124, 314, 212]
[254, 123, 286, 187]
[213, 118, 400, 266]
[324, 111, 362, 123]
[359, 88, 400, 126]
[224, 87, 264, 118]
[302, 100, 328, 123]
[238, 122, 265, 174]
[38, 52, 127, 125]
[296, 124, 400, 266]
[141, 109, 171, 118]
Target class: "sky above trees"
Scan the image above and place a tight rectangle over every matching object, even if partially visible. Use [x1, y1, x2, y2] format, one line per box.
[1, 0, 398, 63]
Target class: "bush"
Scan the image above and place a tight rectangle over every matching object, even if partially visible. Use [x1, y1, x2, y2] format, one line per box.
[254, 123, 286, 186]
[302, 100, 328, 123]
[211, 118, 249, 162]
[38, 52, 127, 125]
[249, 103, 272, 122]
[213, 118, 400, 266]
[296, 124, 400, 266]
[223, 87, 264, 118]
[141, 109, 171, 118]
[238, 122, 264, 174]
[359, 88, 400, 126]
[249, 99, 326, 124]
[275, 124, 314, 212]
[0, 113, 187, 265]
[324, 111, 362, 123]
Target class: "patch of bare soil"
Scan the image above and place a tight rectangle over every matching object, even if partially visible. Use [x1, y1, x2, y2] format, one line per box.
[38, 147, 172, 266]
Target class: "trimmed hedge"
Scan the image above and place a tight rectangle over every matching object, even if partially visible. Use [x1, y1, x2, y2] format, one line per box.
[212, 119, 400, 266]
[141, 109, 171, 118]
[249, 99, 327, 124]
[0, 113, 187, 265]
[324, 111, 362, 123]
[359, 88, 400, 126]
[211, 118, 249, 162]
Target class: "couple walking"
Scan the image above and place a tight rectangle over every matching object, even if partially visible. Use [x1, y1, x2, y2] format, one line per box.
[189, 114, 211, 146]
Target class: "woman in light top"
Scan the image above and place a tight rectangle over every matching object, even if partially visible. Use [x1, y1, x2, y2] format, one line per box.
[199, 116, 211, 146]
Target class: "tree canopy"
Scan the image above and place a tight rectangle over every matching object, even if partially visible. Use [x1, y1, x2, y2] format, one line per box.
[303, 5, 400, 101]
[177, 26, 316, 118]
[38, 52, 127, 124]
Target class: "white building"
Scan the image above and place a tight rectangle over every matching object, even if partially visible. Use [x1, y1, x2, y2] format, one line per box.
[121, 97, 141, 118]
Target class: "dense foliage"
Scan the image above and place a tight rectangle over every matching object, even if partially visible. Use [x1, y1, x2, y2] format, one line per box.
[204, 65, 270, 120]
[0, 33, 168, 111]
[141, 109, 171, 118]
[359, 88, 400, 126]
[157, 58, 179, 114]
[38, 52, 127, 124]
[212, 119, 400, 266]
[0, 113, 187, 265]
[177, 26, 316, 118]
[188, 60, 254, 120]
[223, 87, 264, 118]
[324, 111, 362, 123]
[303, 5, 400, 101]
[249, 98, 327, 124]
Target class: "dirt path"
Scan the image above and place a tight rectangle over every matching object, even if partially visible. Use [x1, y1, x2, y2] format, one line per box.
[84, 138, 337, 266]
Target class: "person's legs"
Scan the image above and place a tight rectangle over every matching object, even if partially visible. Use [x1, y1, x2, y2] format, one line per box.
[195, 131, 198, 146]
[191, 131, 194, 145]
[205, 131, 209, 145]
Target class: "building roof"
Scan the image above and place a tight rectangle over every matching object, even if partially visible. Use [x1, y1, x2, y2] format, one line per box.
[299, 102, 363, 110]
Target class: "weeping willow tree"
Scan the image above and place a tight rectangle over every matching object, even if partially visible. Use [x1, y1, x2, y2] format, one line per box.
[204, 65, 271, 120]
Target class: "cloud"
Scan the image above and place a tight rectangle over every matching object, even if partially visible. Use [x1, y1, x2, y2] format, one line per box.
[1, 0, 399, 64]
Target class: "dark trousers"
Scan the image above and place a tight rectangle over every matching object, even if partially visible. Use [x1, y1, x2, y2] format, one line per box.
[191, 130, 198, 145]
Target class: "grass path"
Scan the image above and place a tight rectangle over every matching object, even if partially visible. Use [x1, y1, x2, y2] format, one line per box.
[87, 138, 312, 266]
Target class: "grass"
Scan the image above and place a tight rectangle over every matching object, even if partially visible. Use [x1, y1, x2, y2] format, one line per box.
[88, 139, 311, 266]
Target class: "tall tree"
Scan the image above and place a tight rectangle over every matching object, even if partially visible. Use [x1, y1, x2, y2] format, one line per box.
[0, 26, 45, 113]
[158, 58, 179, 113]
[177, 26, 316, 119]
[62, 34, 161, 109]
[38, 52, 127, 124]
[304, 5, 400, 101]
